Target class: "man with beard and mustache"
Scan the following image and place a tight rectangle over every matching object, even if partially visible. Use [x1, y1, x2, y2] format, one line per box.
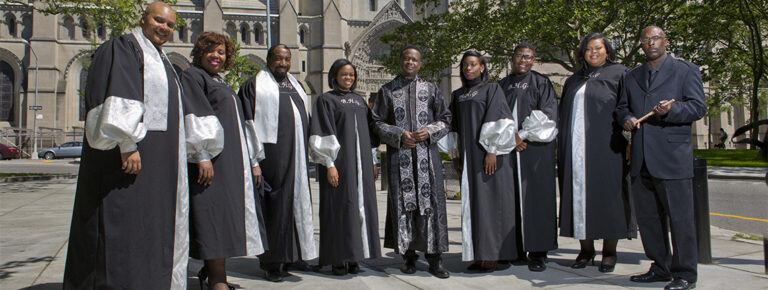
[238, 44, 317, 282]
[372, 46, 452, 278]
[498, 43, 559, 272]
[616, 25, 705, 290]
[64, 2, 197, 289]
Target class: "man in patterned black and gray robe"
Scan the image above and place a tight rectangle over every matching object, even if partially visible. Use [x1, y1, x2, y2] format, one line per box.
[372, 46, 452, 279]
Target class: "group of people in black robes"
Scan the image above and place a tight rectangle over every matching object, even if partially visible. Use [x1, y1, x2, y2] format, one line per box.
[63, 2, 703, 288]
[437, 27, 703, 290]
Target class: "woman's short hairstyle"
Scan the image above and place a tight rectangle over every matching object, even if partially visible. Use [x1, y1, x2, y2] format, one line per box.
[459, 50, 489, 86]
[328, 58, 358, 91]
[191, 31, 235, 71]
[578, 32, 616, 68]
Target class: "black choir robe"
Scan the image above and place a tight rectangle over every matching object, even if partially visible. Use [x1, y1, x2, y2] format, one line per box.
[558, 63, 637, 240]
[498, 71, 559, 253]
[372, 75, 451, 255]
[64, 31, 187, 289]
[447, 80, 518, 261]
[309, 90, 381, 266]
[181, 65, 268, 260]
[238, 73, 316, 265]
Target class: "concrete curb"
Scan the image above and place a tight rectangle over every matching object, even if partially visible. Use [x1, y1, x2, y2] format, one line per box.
[708, 173, 766, 181]
[0, 174, 78, 183]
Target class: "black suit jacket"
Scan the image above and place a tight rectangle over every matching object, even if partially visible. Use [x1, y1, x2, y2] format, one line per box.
[615, 54, 706, 179]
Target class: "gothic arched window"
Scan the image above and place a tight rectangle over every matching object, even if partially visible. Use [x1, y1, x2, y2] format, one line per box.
[0, 61, 14, 121]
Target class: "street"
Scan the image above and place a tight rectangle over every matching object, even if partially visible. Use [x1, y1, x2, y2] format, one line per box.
[709, 179, 768, 236]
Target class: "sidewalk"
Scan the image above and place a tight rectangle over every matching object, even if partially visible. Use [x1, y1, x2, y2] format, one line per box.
[1, 178, 766, 289]
[707, 166, 766, 181]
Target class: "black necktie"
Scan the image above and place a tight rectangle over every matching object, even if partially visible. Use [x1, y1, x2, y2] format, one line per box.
[648, 70, 655, 88]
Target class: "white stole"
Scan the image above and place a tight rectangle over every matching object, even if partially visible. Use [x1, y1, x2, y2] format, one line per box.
[131, 27, 169, 131]
[253, 69, 309, 144]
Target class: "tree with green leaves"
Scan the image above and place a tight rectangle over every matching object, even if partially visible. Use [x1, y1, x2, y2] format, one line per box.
[675, 0, 767, 145]
[382, 0, 767, 142]
[380, 0, 691, 80]
[224, 40, 261, 91]
[14, 0, 261, 93]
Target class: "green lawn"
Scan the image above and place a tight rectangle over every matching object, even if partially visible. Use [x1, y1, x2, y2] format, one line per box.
[694, 149, 768, 167]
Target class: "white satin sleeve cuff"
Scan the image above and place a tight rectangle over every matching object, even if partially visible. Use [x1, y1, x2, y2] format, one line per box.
[479, 118, 517, 155]
[245, 120, 265, 166]
[309, 135, 341, 168]
[85, 96, 147, 152]
[521, 110, 557, 142]
[437, 132, 459, 159]
[184, 114, 224, 163]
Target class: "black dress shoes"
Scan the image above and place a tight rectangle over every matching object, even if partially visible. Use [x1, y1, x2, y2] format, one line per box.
[284, 260, 320, 272]
[426, 254, 450, 279]
[264, 270, 283, 282]
[528, 257, 547, 272]
[571, 251, 596, 269]
[400, 250, 418, 274]
[629, 270, 672, 283]
[400, 258, 417, 274]
[665, 278, 696, 290]
[347, 262, 361, 274]
[331, 264, 348, 276]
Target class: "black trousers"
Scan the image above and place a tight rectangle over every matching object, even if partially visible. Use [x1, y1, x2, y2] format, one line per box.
[632, 164, 697, 282]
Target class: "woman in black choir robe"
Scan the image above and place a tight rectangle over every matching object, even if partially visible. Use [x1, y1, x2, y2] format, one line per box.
[181, 32, 268, 290]
[558, 33, 637, 273]
[441, 51, 518, 272]
[309, 59, 381, 275]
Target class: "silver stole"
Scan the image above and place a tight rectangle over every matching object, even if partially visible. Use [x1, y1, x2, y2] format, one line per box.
[131, 27, 168, 131]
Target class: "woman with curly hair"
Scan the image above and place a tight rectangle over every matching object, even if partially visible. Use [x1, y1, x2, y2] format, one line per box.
[182, 31, 268, 290]
[558, 32, 636, 273]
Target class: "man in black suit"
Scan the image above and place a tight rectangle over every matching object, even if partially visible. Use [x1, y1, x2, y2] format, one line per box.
[615, 25, 706, 290]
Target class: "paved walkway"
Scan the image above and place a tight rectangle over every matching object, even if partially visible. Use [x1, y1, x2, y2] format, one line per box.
[1, 178, 766, 289]
[707, 166, 766, 180]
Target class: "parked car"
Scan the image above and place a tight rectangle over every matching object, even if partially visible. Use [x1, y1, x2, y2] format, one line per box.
[0, 143, 20, 160]
[38, 141, 83, 160]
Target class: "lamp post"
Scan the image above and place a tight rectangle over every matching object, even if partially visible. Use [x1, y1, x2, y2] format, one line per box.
[21, 39, 39, 159]
[266, 0, 271, 48]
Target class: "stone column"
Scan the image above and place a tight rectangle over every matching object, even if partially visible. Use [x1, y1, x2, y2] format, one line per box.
[27, 3, 61, 154]
[203, 0, 223, 33]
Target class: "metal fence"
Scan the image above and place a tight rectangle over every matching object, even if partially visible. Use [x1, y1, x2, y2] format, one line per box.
[0, 127, 84, 159]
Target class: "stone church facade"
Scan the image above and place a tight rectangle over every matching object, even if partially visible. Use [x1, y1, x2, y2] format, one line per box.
[0, 0, 760, 154]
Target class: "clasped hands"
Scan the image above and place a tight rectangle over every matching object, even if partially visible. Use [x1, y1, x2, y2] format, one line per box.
[401, 128, 430, 148]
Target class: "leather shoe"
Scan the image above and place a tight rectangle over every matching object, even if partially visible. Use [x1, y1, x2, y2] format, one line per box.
[284, 260, 319, 272]
[466, 261, 482, 272]
[630, 270, 672, 283]
[264, 270, 283, 282]
[331, 264, 348, 276]
[400, 251, 418, 274]
[571, 251, 596, 269]
[400, 258, 417, 274]
[348, 262, 361, 274]
[426, 254, 450, 279]
[528, 257, 546, 272]
[665, 278, 696, 290]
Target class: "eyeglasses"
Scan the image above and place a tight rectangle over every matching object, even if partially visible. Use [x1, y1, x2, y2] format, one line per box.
[640, 35, 665, 44]
[513, 54, 534, 61]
